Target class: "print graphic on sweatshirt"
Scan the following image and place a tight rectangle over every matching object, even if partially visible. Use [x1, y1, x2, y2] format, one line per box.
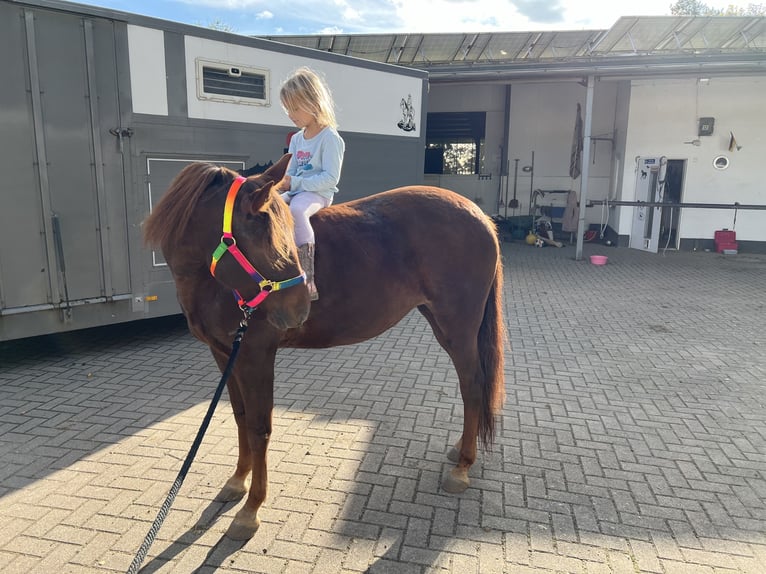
[296, 150, 313, 172]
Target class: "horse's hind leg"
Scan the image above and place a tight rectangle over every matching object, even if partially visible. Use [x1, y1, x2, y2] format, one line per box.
[418, 305, 482, 494]
[446, 437, 462, 463]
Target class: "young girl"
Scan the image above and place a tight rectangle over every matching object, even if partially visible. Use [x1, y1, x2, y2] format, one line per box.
[276, 67, 345, 301]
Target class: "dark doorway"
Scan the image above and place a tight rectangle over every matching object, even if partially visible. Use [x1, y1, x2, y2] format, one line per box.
[660, 159, 685, 249]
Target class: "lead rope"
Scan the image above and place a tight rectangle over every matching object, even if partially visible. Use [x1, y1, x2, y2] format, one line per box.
[127, 317, 250, 574]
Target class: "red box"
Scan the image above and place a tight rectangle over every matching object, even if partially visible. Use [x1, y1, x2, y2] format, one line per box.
[715, 230, 736, 244]
[714, 229, 738, 253]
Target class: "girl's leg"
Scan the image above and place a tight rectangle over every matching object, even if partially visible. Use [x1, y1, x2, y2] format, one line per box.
[288, 193, 331, 300]
[288, 192, 330, 245]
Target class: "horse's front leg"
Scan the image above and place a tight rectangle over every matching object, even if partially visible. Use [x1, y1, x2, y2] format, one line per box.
[227, 419, 270, 540]
[211, 349, 250, 503]
[216, 398, 251, 502]
[225, 343, 277, 541]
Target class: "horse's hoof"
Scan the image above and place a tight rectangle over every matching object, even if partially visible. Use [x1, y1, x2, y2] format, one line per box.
[226, 510, 260, 540]
[215, 478, 247, 502]
[441, 467, 470, 494]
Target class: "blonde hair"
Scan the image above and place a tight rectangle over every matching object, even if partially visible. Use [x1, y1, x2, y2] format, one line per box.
[280, 67, 337, 129]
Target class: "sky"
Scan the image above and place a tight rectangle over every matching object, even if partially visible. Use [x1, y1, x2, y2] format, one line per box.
[65, 0, 753, 35]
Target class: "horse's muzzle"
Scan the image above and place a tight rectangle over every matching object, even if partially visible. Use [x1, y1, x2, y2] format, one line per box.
[267, 304, 309, 331]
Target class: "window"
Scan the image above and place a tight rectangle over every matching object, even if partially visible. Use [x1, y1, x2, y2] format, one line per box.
[424, 112, 485, 175]
[196, 59, 270, 106]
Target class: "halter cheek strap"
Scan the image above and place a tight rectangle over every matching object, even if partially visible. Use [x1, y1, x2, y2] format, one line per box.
[210, 176, 305, 312]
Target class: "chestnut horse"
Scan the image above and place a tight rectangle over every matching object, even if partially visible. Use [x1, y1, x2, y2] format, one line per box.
[143, 154, 506, 540]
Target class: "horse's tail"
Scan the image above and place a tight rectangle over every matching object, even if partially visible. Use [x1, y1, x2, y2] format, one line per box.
[477, 255, 507, 449]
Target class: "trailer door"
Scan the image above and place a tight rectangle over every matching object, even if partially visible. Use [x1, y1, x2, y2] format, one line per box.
[0, 6, 129, 318]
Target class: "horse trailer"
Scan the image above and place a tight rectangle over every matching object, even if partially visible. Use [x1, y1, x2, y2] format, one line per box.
[0, 0, 427, 341]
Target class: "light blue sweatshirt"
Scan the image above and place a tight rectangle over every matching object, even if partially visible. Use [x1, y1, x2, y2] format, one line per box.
[285, 126, 345, 200]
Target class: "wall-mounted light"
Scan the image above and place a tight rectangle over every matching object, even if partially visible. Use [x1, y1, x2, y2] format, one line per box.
[684, 139, 702, 146]
[713, 155, 729, 170]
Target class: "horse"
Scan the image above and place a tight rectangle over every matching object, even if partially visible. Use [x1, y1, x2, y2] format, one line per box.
[143, 154, 506, 540]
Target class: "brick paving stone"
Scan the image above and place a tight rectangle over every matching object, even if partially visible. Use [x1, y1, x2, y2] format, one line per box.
[1, 246, 765, 572]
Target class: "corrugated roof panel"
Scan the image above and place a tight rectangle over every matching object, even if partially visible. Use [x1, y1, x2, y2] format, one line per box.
[719, 17, 766, 49]
[654, 18, 712, 50]
[391, 35, 423, 64]
[594, 16, 766, 54]
[479, 32, 537, 60]
[331, 35, 351, 54]
[262, 16, 766, 67]
[272, 35, 321, 49]
[598, 17, 686, 53]
[346, 35, 395, 62]
[533, 31, 603, 58]
[460, 34, 492, 62]
[680, 16, 751, 50]
[412, 34, 469, 63]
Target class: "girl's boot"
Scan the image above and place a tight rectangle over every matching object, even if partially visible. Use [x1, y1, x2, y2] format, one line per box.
[297, 243, 318, 301]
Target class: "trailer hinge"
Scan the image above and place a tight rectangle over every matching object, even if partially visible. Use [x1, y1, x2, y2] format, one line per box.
[109, 127, 134, 153]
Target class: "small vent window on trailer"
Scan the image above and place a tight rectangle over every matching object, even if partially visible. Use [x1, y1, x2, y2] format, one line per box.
[196, 59, 270, 105]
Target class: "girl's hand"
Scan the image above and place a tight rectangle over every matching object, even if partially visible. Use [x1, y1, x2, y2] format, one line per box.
[275, 175, 291, 192]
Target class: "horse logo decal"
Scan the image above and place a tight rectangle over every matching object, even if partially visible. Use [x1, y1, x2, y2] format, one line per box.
[398, 94, 416, 132]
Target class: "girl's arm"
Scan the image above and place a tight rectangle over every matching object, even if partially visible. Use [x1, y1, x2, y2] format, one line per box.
[286, 136, 298, 178]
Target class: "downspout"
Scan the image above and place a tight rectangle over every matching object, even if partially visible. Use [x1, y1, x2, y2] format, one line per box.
[575, 75, 595, 261]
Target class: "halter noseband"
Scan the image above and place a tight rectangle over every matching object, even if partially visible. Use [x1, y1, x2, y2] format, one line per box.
[210, 176, 305, 313]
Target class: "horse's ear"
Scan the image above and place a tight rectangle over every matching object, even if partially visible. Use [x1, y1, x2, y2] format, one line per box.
[262, 153, 292, 183]
[243, 180, 276, 214]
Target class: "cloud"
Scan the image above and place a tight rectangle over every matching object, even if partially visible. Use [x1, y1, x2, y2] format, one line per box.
[178, 0, 265, 8]
[317, 25, 344, 34]
[172, 0, 698, 35]
[388, 0, 523, 33]
[514, 0, 565, 24]
[334, 0, 362, 22]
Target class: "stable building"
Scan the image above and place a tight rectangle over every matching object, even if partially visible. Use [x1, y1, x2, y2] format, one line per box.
[267, 17, 766, 256]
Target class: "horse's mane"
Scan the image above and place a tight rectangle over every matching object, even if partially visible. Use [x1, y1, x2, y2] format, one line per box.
[144, 163, 234, 249]
[144, 162, 295, 268]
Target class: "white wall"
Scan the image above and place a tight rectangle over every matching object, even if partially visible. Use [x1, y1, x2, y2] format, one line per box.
[127, 25, 168, 116]
[507, 81, 617, 222]
[427, 84, 507, 211]
[183, 37, 424, 138]
[127, 26, 424, 138]
[620, 76, 766, 242]
[428, 81, 619, 223]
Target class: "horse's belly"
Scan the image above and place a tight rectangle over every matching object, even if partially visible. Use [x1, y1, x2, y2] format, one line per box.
[279, 303, 415, 349]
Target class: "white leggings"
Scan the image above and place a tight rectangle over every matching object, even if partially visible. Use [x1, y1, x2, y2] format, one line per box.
[281, 191, 332, 245]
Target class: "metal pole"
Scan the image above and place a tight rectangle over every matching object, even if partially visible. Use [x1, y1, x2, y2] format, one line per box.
[502, 84, 511, 209]
[575, 75, 595, 261]
[587, 200, 766, 210]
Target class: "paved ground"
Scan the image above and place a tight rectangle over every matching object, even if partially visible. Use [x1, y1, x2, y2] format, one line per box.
[1, 242, 765, 574]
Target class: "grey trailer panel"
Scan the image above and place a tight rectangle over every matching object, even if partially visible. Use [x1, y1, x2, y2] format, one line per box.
[146, 157, 246, 267]
[33, 9, 129, 302]
[0, 3, 52, 310]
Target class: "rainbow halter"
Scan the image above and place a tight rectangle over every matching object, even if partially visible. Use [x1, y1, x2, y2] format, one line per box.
[209, 176, 305, 313]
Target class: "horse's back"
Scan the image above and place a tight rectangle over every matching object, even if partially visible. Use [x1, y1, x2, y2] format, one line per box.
[314, 186, 498, 253]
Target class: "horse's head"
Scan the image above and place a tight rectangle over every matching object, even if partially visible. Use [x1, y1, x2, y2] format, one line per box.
[221, 154, 311, 329]
[145, 154, 311, 332]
